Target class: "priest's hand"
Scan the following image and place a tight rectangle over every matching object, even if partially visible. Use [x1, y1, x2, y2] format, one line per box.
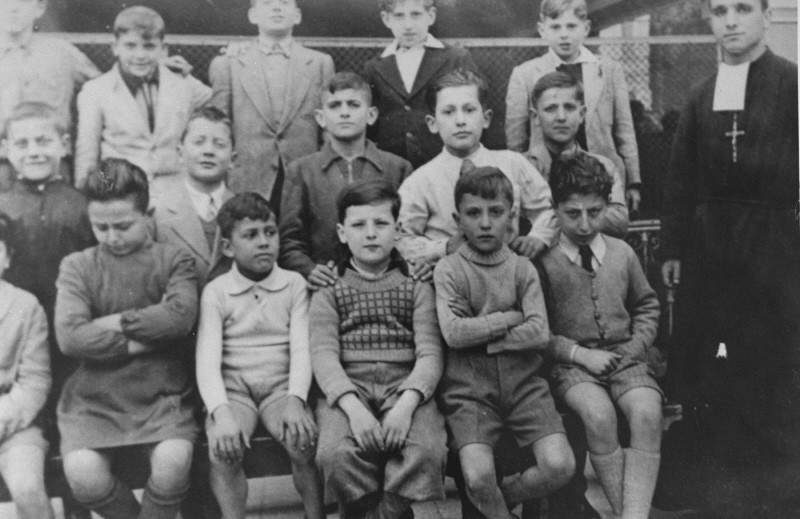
[626, 187, 641, 212]
[661, 260, 681, 288]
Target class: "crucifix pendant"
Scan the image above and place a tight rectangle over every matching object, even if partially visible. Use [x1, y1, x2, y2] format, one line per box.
[725, 112, 745, 163]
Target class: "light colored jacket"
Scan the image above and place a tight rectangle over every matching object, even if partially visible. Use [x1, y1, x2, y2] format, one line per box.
[209, 42, 335, 199]
[505, 52, 640, 187]
[75, 64, 211, 186]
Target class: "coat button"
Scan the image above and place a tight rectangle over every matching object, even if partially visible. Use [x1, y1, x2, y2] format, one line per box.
[404, 105, 411, 111]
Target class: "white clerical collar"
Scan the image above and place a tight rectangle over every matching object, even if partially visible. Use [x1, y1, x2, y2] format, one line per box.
[547, 46, 598, 66]
[381, 34, 445, 58]
[713, 61, 750, 112]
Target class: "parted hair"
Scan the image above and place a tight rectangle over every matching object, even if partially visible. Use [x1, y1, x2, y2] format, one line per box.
[113, 6, 166, 40]
[85, 158, 150, 214]
[336, 179, 401, 223]
[532, 71, 584, 107]
[2, 102, 65, 140]
[540, 0, 588, 21]
[181, 106, 234, 144]
[454, 166, 514, 209]
[217, 192, 274, 239]
[426, 67, 489, 113]
[550, 153, 613, 205]
[323, 71, 373, 105]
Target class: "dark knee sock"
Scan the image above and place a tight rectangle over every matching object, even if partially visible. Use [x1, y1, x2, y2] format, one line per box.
[77, 478, 140, 519]
[138, 478, 189, 519]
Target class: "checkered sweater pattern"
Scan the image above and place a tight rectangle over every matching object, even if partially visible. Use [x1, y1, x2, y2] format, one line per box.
[310, 267, 443, 405]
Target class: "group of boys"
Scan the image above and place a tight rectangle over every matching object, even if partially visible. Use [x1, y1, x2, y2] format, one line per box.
[1, 0, 794, 517]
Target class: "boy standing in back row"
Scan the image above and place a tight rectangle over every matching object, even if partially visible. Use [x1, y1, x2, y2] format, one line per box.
[364, 0, 478, 169]
[505, 0, 641, 211]
[210, 0, 334, 216]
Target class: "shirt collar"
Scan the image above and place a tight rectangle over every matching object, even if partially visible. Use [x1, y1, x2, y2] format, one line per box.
[118, 65, 160, 95]
[320, 139, 385, 172]
[226, 262, 291, 296]
[558, 232, 606, 266]
[184, 179, 227, 214]
[439, 144, 486, 170]
[547, 46, 598, 66]
[258, 36, 293, 57]
[381, 34, 444, 58]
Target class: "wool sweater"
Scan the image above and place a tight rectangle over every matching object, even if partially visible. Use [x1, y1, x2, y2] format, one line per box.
[0, 281, 51, 440]
[310, 266, 443, 406]
[433, 244, 550, 359]
[539, 235, 659, 363]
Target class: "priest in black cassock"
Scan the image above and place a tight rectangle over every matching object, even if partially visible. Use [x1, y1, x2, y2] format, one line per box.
[660, 0, 800, 517]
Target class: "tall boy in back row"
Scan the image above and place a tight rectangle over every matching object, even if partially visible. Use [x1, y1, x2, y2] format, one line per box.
[210, 0, 335, 216]
[505, 0, 641, 211]
[365, 0, 478, 169]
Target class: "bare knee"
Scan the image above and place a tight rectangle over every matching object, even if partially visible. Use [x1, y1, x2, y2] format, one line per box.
[628, 403, 663, 445]
[63, 451, 114, 501]
[149, 439, 193, 491]
[536, 444, 575, 489]
[580, 406, 618, 447]
[462, 461, 499, 500]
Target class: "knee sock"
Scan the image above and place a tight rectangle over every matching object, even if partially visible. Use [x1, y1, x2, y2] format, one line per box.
[78, 478, 140, 519]
[622, 448, 661, 519]
[138, 478, 189, 519]
[589, 445, 624, 516]
[364, 492, 413, 519]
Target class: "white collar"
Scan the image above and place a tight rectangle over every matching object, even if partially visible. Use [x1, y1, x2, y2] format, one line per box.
[184, 179, 226, 216]
[558, 232, 606, 266]
[381, 34, 445, 58]
[439, 144, 486, 168]
[258, 36, 293, 57]
[226, 262, 290, 295]
[547, 46, 598, 66]
[713, 61, 750, 112]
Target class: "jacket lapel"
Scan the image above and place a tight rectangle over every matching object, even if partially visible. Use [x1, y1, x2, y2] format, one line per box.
[583, 61, 604, 119]
[277, 45, 313, 133]
[237, 47, 279, 131]
[163, 185, 211, 261]
[208, 189, 234, 270]
[374, 54, 409, 98]
[409, 47, 448, 98]
[152, 65, 175, 139]
[112, 65, 151, 136]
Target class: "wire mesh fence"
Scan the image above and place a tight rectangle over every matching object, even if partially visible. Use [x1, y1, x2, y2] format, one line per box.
[67, 34, 718, 219]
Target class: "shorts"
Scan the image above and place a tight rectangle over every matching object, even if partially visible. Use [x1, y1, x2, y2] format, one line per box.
[439, 349, 565, 451]
[550, 348, 663, 402]
[222, 368, 289, 420]
[0, 426, 48, 457]
[205, 393, 291, 442]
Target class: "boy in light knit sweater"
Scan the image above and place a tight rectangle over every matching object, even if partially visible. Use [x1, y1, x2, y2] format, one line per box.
[311, 180, 446, 519]
[434, 167, 574, 519]
[539, 153, 661, 519]
[196, 192, 324, 519]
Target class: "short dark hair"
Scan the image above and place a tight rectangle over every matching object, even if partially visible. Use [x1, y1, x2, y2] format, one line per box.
[85, 158, 150, 214]
[426, 68, 489, 113]
[532, 71, 584, 108]
[2, 102, 65, 140]
[707, 0, 768, 10]
[336, 179, 401, 223]
[181, 106, 234, 144]
[217, 192, 274, 239]
[0, 212, 19, 256]
[550, 153, 613, 205]
[113, 6, 165, 40]
[454, 167, 514, 209]
[322, 71, 373, 105]
[540, 0, 588, 21]
[378, 0, 435, 13]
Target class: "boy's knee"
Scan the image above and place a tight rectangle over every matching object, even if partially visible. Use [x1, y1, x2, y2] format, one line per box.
[5, 470, 48, 506]
[582, 407, 618, 439]
[629, 403, 663, 436]
[538, 448, 575, 488]
[150, 440, 193, 490]
[461, 462, 498, 498]
[63, 452, 113, 500]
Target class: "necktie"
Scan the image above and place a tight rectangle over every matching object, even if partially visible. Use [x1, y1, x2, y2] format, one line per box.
[579, 244, 594, 272]
[206, 195, 218, 222]
[460, 158, 476, 176]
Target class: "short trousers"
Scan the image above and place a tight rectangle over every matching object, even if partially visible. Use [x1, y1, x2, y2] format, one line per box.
[439, 349, 565, 451]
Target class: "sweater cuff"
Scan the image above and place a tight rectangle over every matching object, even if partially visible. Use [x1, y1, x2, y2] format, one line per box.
[327, 381, 361, 407]
[397, 379, 434, 404]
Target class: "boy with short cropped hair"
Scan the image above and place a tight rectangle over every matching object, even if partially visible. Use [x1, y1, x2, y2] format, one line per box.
[434, 167, 574, 519]
[196, 192, 324, 519]
[0, 0, 100, 189]
[311, 179, 447, 519]
[152, 106, 234, 287]
[505, 0, 641, 211]
[0, 102, 94, 396]
[398, 68, 557, 265]
[364, 0, 478, 169]
[279, 71, 413, 289]
[529, 71, 629, 237]
[0, 212, 54, 519]
[209, 0, 335, 216]
[541, 153, 661, 519]
[75, 6, 212, 192]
